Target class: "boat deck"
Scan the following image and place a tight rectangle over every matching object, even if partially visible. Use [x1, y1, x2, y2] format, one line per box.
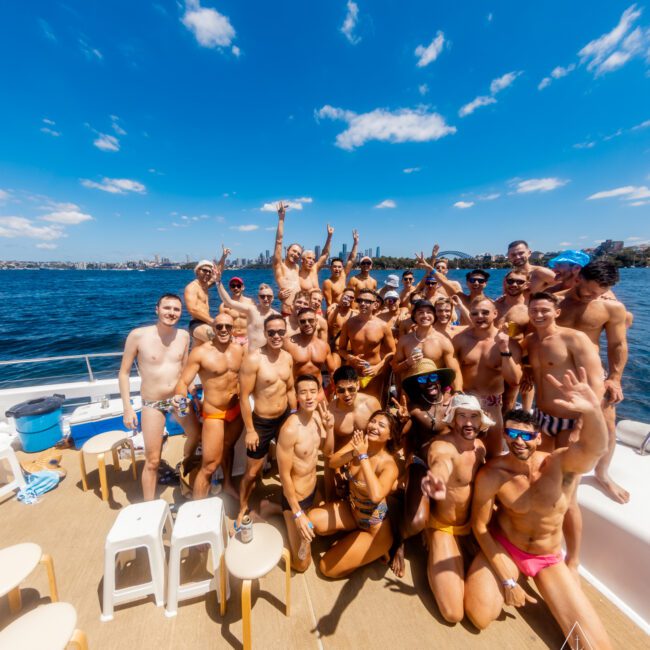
[1, 436, 647, 649]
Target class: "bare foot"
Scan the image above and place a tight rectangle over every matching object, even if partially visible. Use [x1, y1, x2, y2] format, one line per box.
[595, 472, 630, 503]
[258, 498, 282, 519]
[390, 544, 405, 578]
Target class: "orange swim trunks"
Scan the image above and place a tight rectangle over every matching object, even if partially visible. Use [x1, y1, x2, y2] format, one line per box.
[202, 401, 241, 423]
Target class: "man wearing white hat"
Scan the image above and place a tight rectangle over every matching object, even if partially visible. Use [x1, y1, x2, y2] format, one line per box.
[419, 393, 491, 623]
[184, 253, 223, 346]
[347, 255, 377, 296]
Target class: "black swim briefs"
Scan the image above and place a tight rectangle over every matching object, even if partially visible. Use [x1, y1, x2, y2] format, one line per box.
[247, 407, 291, 459]
[281, 485, 317, 513]
[189, 318, 210, 337]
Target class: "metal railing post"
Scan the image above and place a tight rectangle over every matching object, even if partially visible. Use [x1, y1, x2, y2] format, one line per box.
[84, 356, 95, 382]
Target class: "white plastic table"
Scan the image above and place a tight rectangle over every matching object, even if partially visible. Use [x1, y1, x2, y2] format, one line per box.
[225, 523, 290, 650]
[0, 602, 87, 650]
[0, 542, 58, 614]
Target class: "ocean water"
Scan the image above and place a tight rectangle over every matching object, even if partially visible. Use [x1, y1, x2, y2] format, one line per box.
[1, 268, 648, 422]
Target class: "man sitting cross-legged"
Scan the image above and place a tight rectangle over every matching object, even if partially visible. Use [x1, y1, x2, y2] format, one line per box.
[463, 369, 612, 649]
[277, 375, 334, 571]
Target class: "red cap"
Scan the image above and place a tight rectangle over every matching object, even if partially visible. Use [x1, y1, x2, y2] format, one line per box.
[229, 276, 244, 286]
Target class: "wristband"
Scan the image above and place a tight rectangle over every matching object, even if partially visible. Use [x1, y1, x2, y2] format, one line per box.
[500, 351, 512, 357]
[502, 578, 517, 589]
[358, 453, 369, 461]
[290, 409, 297, 414]
[293, 510, 304, 519]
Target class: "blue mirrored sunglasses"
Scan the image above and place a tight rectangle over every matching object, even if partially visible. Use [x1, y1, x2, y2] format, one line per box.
[416, 372, 439, 384]
[505, 428, 537, 442]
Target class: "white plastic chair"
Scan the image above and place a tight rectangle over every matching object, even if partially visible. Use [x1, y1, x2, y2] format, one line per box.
[0, 445, 26, 501]
[101, 499, 173, 622]
[165, 497, 229, 617]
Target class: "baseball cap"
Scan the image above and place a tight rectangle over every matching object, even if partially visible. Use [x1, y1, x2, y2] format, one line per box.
[548, 250, 590, 268]
[384, 290, 400, 300]
[229, 276, 244, 286]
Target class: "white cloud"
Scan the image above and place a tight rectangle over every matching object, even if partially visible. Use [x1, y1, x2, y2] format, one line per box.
[515, 177, 568, 193]
[490, 71, 521, 94]
[538, 77, 552, 90]
[93, 133, 120, 152]
[453, 201, 474, 209]
[0, 216, 64, 241]
[230, 224, 259, 232]
[36, 242, 58, 249]
[403, 167, 421, 174]
[578, 5, 649, 76]
[538, 63, 576, 90]
[459, 95, 496, 117]
[316, 105, 456, 150]
[0, 190, 9, 202]
[79, 38, 102, 60]
[340, 1, 360, 45]
[41, 127, 61, 137]
[231, 45, 241, 57]
[559, 241, 572, 246]
[41, 207, 93, 225]
[39, 19, 56, 43]
[260, 197, 313, 212]
[415, 31, 445, 68]
[375, 199, 396, 209]
[487, 13, 493, 23]
[418, 83, 429, 96]
[573, 141, 596, 149]
[43, 118, 56, 126]
[110, 115, 127, 136]
[182, 0, 236, 50]
[631, 119, 650, 131]
[81, 177, 146, 194]
[587, 185, 650, 201]
[627, 236, 642, 240]
[478, 192, 501, 200]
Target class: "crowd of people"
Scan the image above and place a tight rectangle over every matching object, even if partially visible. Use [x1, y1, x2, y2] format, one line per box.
[118, 203, 631, 648]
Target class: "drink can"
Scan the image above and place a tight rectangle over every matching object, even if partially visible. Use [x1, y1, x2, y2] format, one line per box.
[413, 347, 422, 356]
[507, 321, 518, 338]
[240, 515, 253, 543]
[178, 397, 189, 418]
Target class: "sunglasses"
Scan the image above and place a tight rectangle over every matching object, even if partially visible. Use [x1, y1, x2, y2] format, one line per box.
[468, 278, 487, 284]
[259, 294, 273, 299]
[425, 280, 437, 286]
[357, 298, 374, 305]
[416, 372, 439, 384]
[230, 283, 243, 289]
[385, 298, 398, 303]
[360, 261, 372, 266]
[214, 323, 233, 332]
[506, 279, 526, 286]
[299, 318, 316, 325]
[403, 277, 414, 282]
[505, 428, 537, 442]
[267, 328, 286, 338]
[199, 268, 212, 273]
[336, 386, 358, 394]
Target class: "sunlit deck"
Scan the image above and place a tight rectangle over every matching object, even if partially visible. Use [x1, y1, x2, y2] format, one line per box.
[1, 436, 647, 649]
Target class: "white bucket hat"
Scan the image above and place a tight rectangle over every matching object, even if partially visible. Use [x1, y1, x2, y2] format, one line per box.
[443, 394, 495, 429]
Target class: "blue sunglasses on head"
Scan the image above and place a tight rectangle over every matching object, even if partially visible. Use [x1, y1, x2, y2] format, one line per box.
[416, 372, 439, 384]
[505, 428, 537, 442]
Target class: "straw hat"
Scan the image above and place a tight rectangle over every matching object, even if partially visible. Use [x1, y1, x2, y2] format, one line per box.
[442, 394, 495, 429]
[402, 358, 455, 389]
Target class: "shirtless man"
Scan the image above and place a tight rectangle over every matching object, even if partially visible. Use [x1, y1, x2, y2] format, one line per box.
[216, 267, 277, 351]
[434, 257, 463, 294]
[433, 297, 465, 339]
[287, 291, 327, 342]
[174, 313, 244, 499]
[418, 394, 489, 623]
[277, 375, 334, 571]
[217, 276, 254, 345]
[397, 292, 424, 338]
[394, 300, 462, 391]
[322, 230, 359, 309]
[546, 249, 591, 294]
[399, 270, 416, 307]
[506, 239, 555, 293]
[184, 259, 218, 345]
[464, 370, 612, 649]
[283, 307, 334, 400]
[309, 288, 325, 315]
[453, 298, 522, 457]
[338, 288, 396, 402]
[237, 314, 297, 524]
[347, 256, 377, 296]
[272, 202, 302, 316]
[298, 225, 334, 294]
[377, 289, 402, 339]
[495, 270, 530, 338]
[557, 261, 629, 503]
[327, 287, 356, 356]
[118, 294, 200, 501]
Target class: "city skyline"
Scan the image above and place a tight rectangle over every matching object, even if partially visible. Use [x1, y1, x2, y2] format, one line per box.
[0, 2, 648, 262]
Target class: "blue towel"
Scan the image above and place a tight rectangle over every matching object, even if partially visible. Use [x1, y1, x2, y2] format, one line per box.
[17, 470, 60, 504]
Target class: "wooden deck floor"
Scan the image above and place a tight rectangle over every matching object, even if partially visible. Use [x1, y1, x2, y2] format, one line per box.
[1, 437, 647, 649]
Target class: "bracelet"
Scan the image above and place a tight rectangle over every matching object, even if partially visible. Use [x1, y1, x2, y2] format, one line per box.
[358, 453, 369, 461]
[500, 351, 512, 357]
[293, 510, 304, 519]
[290, 409, 297, 414]
[502, 578, 517, 589]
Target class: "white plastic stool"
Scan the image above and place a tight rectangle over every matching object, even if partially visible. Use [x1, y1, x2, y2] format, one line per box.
[165, 497, 229, 617]
[101, 499, 173, 621]
[0, 445, 26, 501]
[0, 602, 88, 650]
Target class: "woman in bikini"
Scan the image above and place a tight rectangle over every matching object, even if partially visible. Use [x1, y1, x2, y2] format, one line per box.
[309, 411, 400, 579]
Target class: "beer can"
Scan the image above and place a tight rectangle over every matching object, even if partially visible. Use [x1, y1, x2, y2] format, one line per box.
[240, 515, 253, 543]
[413, 347, 422, 357]
[177, 397, 189, 418]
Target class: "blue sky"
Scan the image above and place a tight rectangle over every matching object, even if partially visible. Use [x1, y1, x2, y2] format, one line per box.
[0, 0, 648, 261]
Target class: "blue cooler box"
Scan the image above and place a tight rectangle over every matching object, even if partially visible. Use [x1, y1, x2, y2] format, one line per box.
[6, 394, 66, 452]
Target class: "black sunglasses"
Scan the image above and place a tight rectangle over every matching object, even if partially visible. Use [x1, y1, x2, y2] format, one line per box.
[267, 328, 286, 337]
[214, 323, 233, 332]
[258, 294, 273, 299]
[357, 298, 374, 304]
[336, 385, 358, 394]
[506, 278, 526, 286]
[230, 283, 243, 288]
[299, 318, 316, 325]
[469, 277, 487, 284]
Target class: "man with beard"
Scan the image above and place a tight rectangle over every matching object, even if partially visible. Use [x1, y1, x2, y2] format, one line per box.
[395, 300, 462, 391]
[272, 202, 302, 316]
[174, 313, 244, 500]
[323, 230, 359, 309]
[237, 314, 296, 525]
[119, 294, 201, 501]
[546, 249, 591, 294]
[495, 270, 530, 338]
[388, 359, 456, 578]
[453, 298, 522, 457]
[298, 225, 334, 292]
[557, 261, 629, 503]
[184, 258, 219, 345]
[284, 307, 334, 401]
[287, 290, 328, 342]
[464, 370, 611, 649]
[338, 288, 396, 402]
[347, 256, 377, 296]
[277, 375, 334, 571]
[506, 240, 555, 293]
[417, 394, 490, 622]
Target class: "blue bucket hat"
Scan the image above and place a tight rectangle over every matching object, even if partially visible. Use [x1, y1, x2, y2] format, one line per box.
[548, 250, 590, 268]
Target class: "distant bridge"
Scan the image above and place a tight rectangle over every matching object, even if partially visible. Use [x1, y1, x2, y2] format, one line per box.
[437, 250, 472, 259]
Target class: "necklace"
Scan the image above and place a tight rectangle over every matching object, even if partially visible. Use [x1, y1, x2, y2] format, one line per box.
[414, 328, 431, 343]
